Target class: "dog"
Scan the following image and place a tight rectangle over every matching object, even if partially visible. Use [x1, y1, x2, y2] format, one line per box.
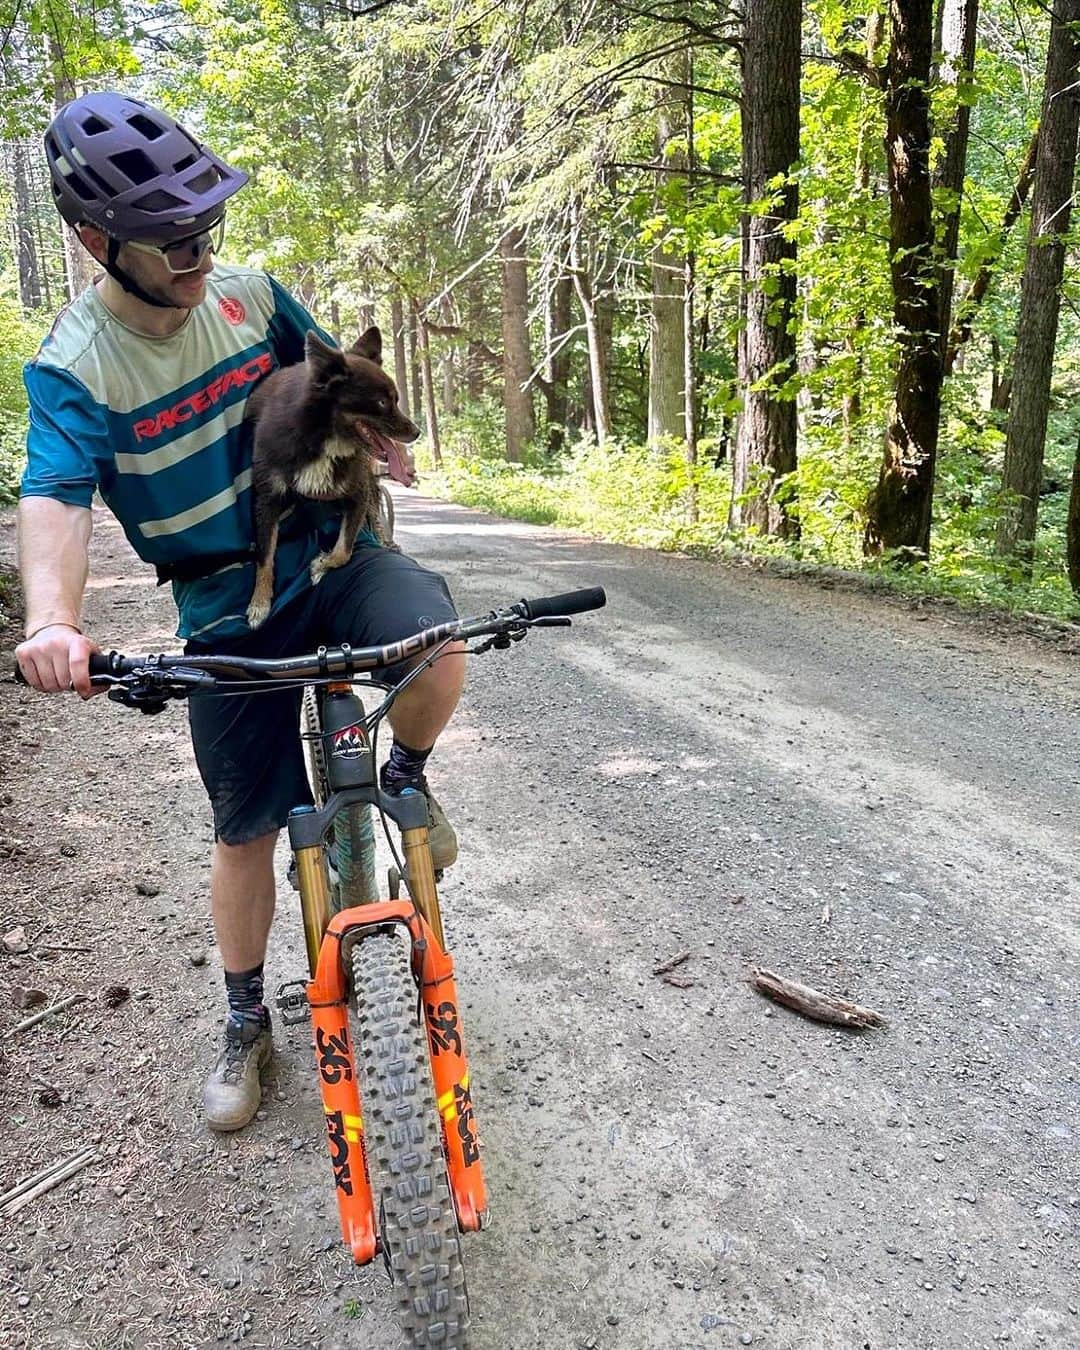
[244, 327, 419, 629]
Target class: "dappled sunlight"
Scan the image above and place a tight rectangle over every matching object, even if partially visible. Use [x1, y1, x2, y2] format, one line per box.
[597, 755, 666, 778]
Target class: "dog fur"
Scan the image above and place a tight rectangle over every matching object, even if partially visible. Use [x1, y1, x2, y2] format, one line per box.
[244, 327, 419, 628]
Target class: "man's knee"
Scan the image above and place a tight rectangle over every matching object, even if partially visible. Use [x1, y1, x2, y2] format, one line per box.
[215, 829, 279, 865]
[409, 640, 466, 700]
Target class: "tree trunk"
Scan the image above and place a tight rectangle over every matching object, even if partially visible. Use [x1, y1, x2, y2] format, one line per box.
[12, 140, 44, 310]
[995, 0, 1080, 565]
[440, 296, 457, 416]
[544, 273, 574, 453]
[684, 56, 698, 520]
[408, 305, 423, 427]
[466, 279, 487, 401]
[569, 207, 612, 445]
[501, 225, 535, 462]
[391, 295, 410, 418]
[935, 0, 979, 361]
[945, 132, 1038, 374]
[845, 11, 887, 440]
[47, 48, 96, 300]
[413, 300, 442, 467]
[1067, 430, 1080, 594]
[731, 0, 801, 537]
[648, 50, 688, 447]
[864, 0, 944, 558]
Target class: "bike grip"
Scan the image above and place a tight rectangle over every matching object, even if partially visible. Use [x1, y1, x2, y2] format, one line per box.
[88, 653, 113, 677]
[517, 587, 607, 620]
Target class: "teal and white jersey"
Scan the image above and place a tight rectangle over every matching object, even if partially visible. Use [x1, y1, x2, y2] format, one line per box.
[21, 263, 367, 642]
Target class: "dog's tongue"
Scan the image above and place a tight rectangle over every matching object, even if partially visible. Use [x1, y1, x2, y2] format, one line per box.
[363, 426, 417, 487]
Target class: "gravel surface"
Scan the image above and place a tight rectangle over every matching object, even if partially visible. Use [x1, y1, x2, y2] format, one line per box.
[0, 492, 1077, 1349]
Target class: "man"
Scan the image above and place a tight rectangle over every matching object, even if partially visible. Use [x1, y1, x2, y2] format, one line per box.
[14, 91, 464, 1132]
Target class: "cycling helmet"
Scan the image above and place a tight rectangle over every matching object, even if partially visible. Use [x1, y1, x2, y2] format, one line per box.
[45, 92, 247, 244]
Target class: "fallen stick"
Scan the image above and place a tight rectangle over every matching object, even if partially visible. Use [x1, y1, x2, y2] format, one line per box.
[661, 973, 695, 989]
[1, 1147, 97, 1211]
[653, 950, 690, 977]
[749, 967, 886, 1029]
[5, 992, 84, 1037]
[38, 944, 93, 954]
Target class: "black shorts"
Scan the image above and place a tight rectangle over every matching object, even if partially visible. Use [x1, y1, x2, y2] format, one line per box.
[186, 546, 457, 845]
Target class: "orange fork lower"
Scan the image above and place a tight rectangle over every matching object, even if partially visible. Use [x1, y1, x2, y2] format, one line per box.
[307, 900, 489, 1263]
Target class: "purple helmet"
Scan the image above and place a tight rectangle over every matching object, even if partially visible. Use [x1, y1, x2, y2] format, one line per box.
[45, 92, 248, 243]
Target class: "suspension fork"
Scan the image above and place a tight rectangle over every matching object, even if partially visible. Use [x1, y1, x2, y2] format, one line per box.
[306, 903, 489, 1258]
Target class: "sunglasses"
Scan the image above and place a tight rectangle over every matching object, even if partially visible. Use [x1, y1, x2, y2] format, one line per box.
[125, 215, 226, 274]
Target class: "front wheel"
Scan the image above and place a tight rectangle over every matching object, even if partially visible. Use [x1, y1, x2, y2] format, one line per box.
[352, 929, 469, 1347]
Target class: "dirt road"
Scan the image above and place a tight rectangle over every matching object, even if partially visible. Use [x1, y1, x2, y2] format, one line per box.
[1, 493, 1077, 1349]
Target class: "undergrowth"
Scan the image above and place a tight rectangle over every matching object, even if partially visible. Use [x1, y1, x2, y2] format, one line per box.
[420, 427, 1080, 624]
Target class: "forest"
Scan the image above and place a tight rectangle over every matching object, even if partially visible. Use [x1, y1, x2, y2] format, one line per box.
[2, 0, 1080, 618]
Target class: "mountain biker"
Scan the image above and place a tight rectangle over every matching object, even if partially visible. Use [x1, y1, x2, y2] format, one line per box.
[13, 91, 464, 1133]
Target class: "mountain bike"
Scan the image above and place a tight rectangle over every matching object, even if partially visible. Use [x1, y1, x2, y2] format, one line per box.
[74, 585, 606, 1347]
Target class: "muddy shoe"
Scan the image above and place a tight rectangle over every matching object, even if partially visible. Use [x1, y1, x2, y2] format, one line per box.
[381, 769, 459, 870]
[419, 777, 458, 870]
[203, 1017, 273, 1133]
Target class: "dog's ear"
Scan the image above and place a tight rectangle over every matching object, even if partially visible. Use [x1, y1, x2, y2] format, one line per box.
[305, 330, 346, 384]
[349, 327, 383, 365]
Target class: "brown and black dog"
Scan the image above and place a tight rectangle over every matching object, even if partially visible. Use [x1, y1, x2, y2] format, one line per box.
[244, 327, 419, 629]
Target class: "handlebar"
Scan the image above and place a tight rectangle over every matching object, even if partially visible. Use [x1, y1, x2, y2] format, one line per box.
[16, 587, 606, 709]
[514, 587, 606, 621]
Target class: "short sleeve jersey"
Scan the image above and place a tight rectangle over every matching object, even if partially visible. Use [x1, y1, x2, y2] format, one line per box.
[21, 263, 361, 642]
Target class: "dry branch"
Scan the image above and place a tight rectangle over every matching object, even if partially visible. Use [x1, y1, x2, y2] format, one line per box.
[1, 1147, 98, 1215]
[652, 950, 691, 976]
[5, 992, 84, 1037]
[749, 967, 886, 1028]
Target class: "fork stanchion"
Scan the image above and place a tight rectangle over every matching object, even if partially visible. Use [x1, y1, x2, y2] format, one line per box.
[401, 824, 445, 948]
[293, 840, 333, 977]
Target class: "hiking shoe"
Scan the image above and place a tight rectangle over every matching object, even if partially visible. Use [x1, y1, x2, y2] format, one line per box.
[203, 1017, 273, 1133]
[381, 769, 459, 870]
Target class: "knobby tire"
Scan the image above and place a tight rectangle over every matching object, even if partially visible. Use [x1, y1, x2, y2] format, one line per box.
[352, 930, 469, 1347]
[301, 686, 379, 910]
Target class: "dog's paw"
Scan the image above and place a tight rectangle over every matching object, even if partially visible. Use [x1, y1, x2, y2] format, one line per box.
[309, 553, 332, 586]
[246, 598, 271, 629]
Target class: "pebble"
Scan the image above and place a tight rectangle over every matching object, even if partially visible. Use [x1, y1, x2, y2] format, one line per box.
[135, 881, 160, 897]
[740, 1336, 755, 1346]
[189, 950, 208, 967]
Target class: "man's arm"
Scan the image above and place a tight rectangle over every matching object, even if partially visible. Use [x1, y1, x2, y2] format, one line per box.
[14, 497, 101, 697]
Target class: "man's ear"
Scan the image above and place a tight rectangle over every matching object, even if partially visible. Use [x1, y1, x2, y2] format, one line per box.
[349, 326, 382, 365]
[305, 330, 346, 383]
[77, 224, 109, 266]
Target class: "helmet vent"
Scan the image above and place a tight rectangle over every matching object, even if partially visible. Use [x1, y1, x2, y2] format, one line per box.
[66, 172, 97, 201]
[83, 164, 114, 196]
[81, 114, 111, 135]
[110, 148, 158, 184]
[173, 153, 197, 172]
[127, 112, 166, 141]
[185, 166, 221, 194]
[131, 188, 185, 212]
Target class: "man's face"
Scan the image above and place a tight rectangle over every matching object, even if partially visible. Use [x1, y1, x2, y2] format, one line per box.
[79, 224, 216, 310]
[117, 239, 214, 309]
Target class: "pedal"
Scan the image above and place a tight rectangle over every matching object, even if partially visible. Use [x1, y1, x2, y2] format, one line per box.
[275, 979, 310, 1025]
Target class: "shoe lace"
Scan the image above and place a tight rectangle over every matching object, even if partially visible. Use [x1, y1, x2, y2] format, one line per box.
[222, 1035, 252, 1085]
